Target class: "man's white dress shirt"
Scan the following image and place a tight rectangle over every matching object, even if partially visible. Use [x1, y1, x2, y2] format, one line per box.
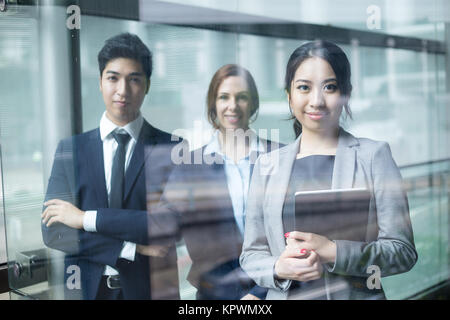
[83, 112, 143, 276]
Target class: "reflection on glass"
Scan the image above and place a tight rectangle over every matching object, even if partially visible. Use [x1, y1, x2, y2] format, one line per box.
[0, 1, 447, 300]
[0, 9, 50, 297]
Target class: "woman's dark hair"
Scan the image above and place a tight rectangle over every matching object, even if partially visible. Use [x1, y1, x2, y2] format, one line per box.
[285, 40, 353, 137]
[207, 64, 259, 129]
[98, 33, 152, 79]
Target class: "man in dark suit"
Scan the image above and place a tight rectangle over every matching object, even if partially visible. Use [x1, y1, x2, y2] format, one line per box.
[41, 33, 180, 300]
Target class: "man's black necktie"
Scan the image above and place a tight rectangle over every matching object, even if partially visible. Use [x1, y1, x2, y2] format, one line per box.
[110, 131, 131, 209]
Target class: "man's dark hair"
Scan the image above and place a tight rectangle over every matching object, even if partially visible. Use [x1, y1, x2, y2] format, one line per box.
[97, 33, 152, 79]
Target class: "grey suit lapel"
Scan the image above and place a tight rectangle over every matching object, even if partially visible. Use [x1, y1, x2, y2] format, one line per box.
[267, 129, 358, 254]
[268, 136, 301, 255]
[331, 128, 358, 190]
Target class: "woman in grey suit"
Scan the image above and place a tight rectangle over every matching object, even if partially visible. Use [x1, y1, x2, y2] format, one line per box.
[240, 41, 417, 300]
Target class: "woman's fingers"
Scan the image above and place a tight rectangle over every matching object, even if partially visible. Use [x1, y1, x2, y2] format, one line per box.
[288, 250, 323, 280]
[297, 269, 323, 282]
[303, 258, 323, 281]
[284, 243, 320, 260]
[286, 237, 301, 247]
[284, 231, 315, 250]
[307, 249, 319, 261]
[286, 231, 313, 241]
[292, 251, 319, 268]
[282, 246, 310, 259]
[276, 244, 323, 281]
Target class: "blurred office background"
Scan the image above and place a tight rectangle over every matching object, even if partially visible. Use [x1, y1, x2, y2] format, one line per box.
[0, 0, 448, 299]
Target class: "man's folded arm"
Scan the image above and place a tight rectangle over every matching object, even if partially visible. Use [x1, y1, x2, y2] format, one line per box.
[42, 221, 124, 268]
[42, 139, 124, 267]
[95, 207, 180, 246]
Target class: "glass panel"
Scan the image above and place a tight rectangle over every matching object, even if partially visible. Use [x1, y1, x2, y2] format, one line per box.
[81, 16, 242, 300]
[0, 0, 447, 301]
[1, 3, 77, 299]
[382, 161, 450, 299]
[81, 19, 239, 148]
[81, 14, 448, 299]
[0, 150, 6, 265]
[157, 0, 447, 41]
[0, 4, 49, 297]
[346, 47, 449, 165]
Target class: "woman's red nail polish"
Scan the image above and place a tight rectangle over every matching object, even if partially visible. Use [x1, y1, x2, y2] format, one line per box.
[284, 232, 290, 238]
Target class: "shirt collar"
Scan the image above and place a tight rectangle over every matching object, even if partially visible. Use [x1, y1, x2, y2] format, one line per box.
[99, 112, 144, 142]
[203, 129, 265, 157]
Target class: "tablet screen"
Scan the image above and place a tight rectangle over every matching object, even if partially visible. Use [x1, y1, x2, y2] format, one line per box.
[294, 188, 371, 241]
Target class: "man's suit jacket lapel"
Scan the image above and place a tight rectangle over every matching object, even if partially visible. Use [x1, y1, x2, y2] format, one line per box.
[85, 129, 108, 208]
[124, 120, 156, 201]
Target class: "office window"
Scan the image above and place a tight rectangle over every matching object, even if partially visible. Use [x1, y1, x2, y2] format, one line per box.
[0, 0, 447, 300]
[0, 8, 47, 295]
[80, 12, 448, 300]
[157, 0, 447, 41]
[0, 168, 6, 265]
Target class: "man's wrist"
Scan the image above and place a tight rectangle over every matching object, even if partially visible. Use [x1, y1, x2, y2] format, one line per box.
[77, 211, 86, 229]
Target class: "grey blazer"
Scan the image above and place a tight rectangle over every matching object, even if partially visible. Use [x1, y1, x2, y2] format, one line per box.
[240, 128, 418, 300]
